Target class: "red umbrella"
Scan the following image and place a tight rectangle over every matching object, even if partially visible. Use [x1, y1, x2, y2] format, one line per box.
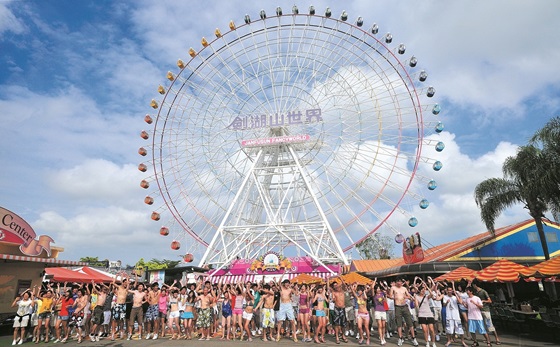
[475, 259, 532, 283]
[434, 266, 477, 282]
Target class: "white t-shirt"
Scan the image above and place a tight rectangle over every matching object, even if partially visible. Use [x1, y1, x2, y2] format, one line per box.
[16, 299, 33, 316]
[430, 291, 442, 309]
[443, 295, 460, 320]
[386, 297, 395, 311]
[415, 294, 433, 318]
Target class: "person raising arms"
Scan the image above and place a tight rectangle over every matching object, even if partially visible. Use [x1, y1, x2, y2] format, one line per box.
[389, 278, 419, 346]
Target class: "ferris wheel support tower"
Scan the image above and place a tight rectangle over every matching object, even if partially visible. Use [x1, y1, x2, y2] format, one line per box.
[200, 127, 348, 272]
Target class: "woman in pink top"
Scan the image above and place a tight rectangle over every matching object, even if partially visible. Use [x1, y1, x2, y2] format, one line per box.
[158, 288, 169, 338]
[297, 284, 312, 342]
[230, 284, 245, 340]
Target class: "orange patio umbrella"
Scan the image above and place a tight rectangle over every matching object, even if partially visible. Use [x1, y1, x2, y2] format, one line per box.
[434, 266, 477, 282]
[525, 255, 560, 277]
[290, 273, 323, 284]
[475, 259, 533, 283]
[331, 272, 373, 285]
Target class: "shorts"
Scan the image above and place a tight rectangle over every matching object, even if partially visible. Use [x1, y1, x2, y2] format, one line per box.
[432, 307, 442, 321]
[129, 306, 143, 324]
[38, 311, 52, 320]
[13, 315, 30, 328]
[469, 319, 487, 334]
[146, 304, 159, 321]
[446, 319, 464, 335]
[70, 312, 84, 327]
[169, 310, 180, 319]
[356, 312, 370, 322]
[345, 306, 355, 321]
[112, 303, 126, 321]
[261, 308, 275, 328]
[233, 308, 243, 315]
[332, 307, 347, 327]
[159, 310, 167, 319]
[418, 316, 435, 325]
[374, 311, 387, 321]
[197, 308, 212, 328]
[394, 305, 414, 328]
[91, 306, 104, 325]
[181, 311, 194, 319]
[277, 302, 295, 321]
[481, 311, 495, 332]
[242, 311, 253, 321]
[57, 315, 69, 322]
[299, 307, 310, 315]
[103, 311, 111, 325]
[30, 313, 38, 327]
[315, 309, 326, 317]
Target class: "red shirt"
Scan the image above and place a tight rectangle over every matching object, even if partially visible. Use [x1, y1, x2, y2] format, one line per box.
[59, 297, 74, 316]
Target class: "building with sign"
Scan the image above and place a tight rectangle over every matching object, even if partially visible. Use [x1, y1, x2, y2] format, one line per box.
[0, 207, 85, 317]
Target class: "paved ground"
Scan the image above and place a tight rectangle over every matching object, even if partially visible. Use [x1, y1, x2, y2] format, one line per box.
[0, 332, 558, 347]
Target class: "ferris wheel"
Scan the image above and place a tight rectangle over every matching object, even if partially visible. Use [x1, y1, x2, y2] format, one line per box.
[138, 5, 444, 270]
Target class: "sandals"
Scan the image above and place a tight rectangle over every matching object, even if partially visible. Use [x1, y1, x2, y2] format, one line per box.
[471, 342, 479, 347]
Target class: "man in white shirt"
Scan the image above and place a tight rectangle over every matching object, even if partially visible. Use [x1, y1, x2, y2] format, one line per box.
[442, 284, 467, 347]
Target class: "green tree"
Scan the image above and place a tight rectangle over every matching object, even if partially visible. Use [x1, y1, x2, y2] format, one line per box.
[474, 145, 552, 260]
[356, 233, 395, 259]
[134, 258, 181, 271]
[79, 256, 109, 267]
[530, 116, 560, 220]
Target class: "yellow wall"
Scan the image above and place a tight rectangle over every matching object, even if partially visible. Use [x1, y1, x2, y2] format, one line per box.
[0, 262, 45, 314]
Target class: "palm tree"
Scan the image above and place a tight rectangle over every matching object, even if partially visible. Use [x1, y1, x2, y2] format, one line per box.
[530, 116, 560, 220]
[474, 145, 552, 260]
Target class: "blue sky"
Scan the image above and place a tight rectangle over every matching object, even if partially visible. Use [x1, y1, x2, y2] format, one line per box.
[1, 0, 559, 266]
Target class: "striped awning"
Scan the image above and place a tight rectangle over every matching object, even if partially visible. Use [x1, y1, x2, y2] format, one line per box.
[0, 253, 87, 266]
[434, 266, 477, 282]
[526, 255, 560, 277]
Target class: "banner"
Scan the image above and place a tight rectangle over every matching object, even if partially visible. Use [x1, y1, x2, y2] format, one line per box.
[0, 207, 54, 257]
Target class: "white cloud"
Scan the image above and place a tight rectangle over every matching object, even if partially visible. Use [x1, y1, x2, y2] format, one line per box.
[46, 159, 145, 206]
[0, 2, 26, 35]
[33, 207, 173, 265]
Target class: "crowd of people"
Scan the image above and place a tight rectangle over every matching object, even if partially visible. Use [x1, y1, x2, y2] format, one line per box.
[10, 273, 502, 347]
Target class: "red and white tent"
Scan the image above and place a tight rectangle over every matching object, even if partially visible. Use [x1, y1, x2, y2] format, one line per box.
[45, 266, 114, 283]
